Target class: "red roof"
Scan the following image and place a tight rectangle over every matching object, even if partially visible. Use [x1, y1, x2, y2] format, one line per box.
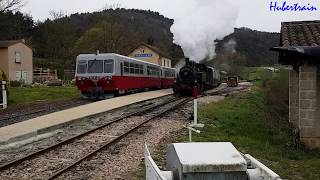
[281, 20, 320, 47]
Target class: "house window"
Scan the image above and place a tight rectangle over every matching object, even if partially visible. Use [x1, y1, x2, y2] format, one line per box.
[15, 51, 21, 63]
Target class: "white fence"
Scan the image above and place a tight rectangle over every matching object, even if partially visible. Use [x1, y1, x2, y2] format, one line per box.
[144, 144, 173, 180]
[0, 81, 7, 109]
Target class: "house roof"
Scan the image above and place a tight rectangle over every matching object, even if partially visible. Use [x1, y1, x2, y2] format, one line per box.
[129, 42, 171, 59]
[271, 20, 320, 66]
[0, 40, 29, 48]
[281, 20, 320, 47]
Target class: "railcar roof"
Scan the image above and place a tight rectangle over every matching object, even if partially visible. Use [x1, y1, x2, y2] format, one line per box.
[77, 53, 161, 67]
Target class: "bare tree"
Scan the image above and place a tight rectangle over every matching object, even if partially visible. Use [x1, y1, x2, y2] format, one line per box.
[49, 10, 67, 20]
[101, 2, 123, 10]
[0, 0, 25, 12]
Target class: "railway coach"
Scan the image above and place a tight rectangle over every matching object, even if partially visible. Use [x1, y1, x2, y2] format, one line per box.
[75, 53, 177, 99]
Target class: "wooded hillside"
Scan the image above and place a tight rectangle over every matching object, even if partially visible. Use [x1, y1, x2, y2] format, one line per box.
[211, 28, 280, 71]
[0, 9, 280, 77]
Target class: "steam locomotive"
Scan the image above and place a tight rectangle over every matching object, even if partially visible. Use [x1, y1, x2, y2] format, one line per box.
[173, 58, 221, 96]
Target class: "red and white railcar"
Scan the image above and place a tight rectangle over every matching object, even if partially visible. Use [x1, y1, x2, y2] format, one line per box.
[75, 53, 177, 99]
[161, 67, 177, 89]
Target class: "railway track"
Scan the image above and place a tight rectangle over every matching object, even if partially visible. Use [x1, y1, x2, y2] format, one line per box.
[0, 96, 191, 179]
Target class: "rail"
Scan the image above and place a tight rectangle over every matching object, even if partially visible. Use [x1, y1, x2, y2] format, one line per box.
[0, 96, 189, 177]
[47, 97, 191, 179]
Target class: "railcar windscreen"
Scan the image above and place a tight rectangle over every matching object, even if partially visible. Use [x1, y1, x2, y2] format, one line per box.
[88, 60, 103, 73]
[104, 59, 114, 73]
[77, 60, 87, 74]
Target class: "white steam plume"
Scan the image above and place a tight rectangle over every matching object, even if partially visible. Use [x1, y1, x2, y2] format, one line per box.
[170, 0, 239, 62]
[223, 39, 237, 54]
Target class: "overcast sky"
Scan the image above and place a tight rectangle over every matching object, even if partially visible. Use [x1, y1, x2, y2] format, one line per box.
[21, 0, 320, 32]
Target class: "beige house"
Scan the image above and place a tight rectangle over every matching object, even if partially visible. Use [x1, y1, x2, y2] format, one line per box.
[128, 43, 172, 68]
[0, 40, 33, 84]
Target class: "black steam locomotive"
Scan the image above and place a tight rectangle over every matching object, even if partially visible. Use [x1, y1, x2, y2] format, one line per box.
[173, 58, 221, 96]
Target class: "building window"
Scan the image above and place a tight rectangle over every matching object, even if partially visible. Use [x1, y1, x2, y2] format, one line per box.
[15, 51, 21, 63]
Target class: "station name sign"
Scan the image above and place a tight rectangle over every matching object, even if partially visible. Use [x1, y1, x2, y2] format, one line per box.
[135, 54, 153, 58]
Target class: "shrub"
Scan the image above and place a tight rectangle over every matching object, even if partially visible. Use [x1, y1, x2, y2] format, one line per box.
[10, 81, 22, 87]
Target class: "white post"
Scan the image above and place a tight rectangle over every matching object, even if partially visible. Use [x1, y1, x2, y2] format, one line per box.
[192, 98, 204, 128]
[2, 81, 7, 109]
[194, 99, 198, 125]
[185, 126, 201, 142]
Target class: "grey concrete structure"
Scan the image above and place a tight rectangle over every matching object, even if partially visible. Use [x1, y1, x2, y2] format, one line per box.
[271, 20, 320, 149]
[298, 66, 320, 148]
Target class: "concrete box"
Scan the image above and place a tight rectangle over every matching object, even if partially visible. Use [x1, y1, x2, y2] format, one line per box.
[165, 142, 247, 180]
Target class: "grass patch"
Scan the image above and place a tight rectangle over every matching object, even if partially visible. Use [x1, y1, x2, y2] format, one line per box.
[8, 86, 81, 105]
[187, 89, 320, 180]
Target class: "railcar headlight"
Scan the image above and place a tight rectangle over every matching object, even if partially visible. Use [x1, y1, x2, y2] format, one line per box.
[107, 76, 112, 80]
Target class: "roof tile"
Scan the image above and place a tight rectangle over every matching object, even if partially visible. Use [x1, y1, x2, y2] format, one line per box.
[281, 20, 320, 47]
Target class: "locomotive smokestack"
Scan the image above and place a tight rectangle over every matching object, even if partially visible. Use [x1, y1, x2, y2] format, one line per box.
[185, 57, 190, 65]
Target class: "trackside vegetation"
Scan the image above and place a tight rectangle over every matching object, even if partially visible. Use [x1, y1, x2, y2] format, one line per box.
[190, 84, 320, 179]
[8, 86, 81, 105]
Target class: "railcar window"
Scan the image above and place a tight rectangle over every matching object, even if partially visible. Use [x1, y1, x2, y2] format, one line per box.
[124, 62, 129, 73]
[88, 60, 103, 73]
[147, 66, 160, 76]
[165, 70, 175, 77]
[129, 63, 135, 74]
[134, 64, 140, 74]
[140, 64, 144, 74]
[77, 61, 87, 74]
[104, 59, 114, 73]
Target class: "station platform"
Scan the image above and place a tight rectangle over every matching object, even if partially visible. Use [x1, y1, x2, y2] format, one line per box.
[0, 89, 173, 146]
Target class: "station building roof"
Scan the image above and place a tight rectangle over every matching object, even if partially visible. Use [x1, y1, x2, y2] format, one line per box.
[281, 20, 320, 47]
[271, 20, 320, 66]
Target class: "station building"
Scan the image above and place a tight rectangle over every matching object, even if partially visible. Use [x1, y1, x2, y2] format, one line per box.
[271, 20, 320, 149]
[0, 40, 33, 84]
[128, 43, 172, 68]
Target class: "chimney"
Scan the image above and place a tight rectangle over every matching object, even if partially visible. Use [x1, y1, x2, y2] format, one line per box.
[185, 57, 190, 65]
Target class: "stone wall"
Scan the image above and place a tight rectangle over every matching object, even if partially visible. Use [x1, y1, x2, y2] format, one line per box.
[289, 65, 320, 149]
